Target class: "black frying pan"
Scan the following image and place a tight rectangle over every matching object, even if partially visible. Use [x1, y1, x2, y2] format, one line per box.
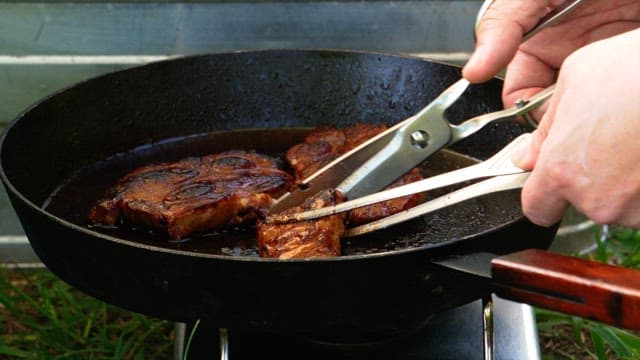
[0, 50, 561, 340]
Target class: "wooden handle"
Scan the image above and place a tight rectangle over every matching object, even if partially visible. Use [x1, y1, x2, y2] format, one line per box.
[492, 249, 640, 330]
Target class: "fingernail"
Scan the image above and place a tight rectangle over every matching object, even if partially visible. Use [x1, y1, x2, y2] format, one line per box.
[510, 133, 533, 169]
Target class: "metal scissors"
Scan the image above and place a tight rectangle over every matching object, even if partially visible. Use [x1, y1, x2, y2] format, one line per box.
[268, 0, 585, 232]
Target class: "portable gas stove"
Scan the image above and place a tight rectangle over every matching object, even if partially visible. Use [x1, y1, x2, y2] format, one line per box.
[174, 296, 540, 360]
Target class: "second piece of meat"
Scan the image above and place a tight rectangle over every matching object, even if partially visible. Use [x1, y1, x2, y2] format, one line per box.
[258, 189, 346, 259]
[286, 123, 425, 225]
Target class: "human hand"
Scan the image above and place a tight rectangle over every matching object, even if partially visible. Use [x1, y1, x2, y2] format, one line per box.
[510, 28, 640, 227]
[462, 0, 640, 227]
[463, 0, 640, 108]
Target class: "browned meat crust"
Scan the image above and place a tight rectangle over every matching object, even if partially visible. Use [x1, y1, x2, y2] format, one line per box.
[286, 123, 425, 225]
[257, 190, 346, 259]
[89, 150, 293, 240]
[347, 167, 425, 225]
[286, 123, 387, 182]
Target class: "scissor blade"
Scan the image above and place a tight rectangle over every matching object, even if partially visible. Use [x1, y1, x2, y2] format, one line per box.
[269, 123, 398, 213]
[338, 78, 470, 200]
[270, 78, 470, 214]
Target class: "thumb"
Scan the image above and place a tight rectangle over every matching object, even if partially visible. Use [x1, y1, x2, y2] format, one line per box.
[511, 85, 558, 169]
[463, 1, 550, 83]
[510, 126, 547, 170]
[510, 132, 534, 170]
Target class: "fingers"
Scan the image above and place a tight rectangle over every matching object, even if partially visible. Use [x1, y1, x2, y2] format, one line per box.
[502, 50, 557, 107]
[518, 126, 571, 228]
[462, 0, 551, 83]
[521, 173, 570, 227]
[500, 49, 557, 124]
[510, 124, 540, 171]
[511, 89, 566, 227]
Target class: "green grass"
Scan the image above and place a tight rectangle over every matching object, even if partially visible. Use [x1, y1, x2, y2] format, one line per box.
[2, 228, 640, 359]
[0, 268, 173, 359]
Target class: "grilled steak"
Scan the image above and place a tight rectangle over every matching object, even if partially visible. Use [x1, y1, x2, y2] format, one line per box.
[286, 123, 425, 225]
[347, 167, 425, 225]
[258, 189, 346, 258]
[286, 123, 387, 182]
[89, 150, 293, 240]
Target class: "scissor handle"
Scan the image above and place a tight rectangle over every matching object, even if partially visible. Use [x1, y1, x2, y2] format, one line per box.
[449, 85, 555, 144]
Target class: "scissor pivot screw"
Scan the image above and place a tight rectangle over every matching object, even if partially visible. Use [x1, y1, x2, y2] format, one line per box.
[515, 99, 538, 129]
[410, 130, 430, 149]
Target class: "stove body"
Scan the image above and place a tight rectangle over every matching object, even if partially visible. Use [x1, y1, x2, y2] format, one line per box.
[176, 296, 540, 359]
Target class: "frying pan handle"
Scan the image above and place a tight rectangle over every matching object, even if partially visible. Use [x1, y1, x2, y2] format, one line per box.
[492, 249, 640, 330]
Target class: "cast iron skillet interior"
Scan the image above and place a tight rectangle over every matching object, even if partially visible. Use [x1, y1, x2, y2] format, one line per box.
[0, 50, 556, 339]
